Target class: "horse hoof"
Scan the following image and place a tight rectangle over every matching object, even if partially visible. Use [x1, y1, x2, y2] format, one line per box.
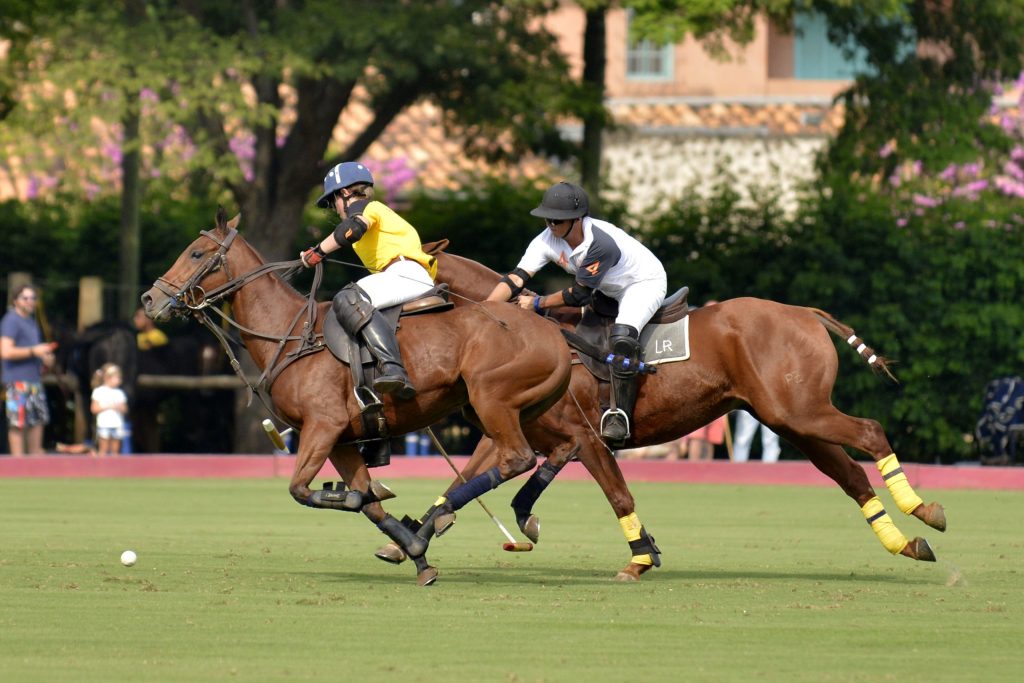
[914, 502, 946, 532]
[374, 542, 406, 564]
[616, 561, 654, 582]
[520, 515, 540, 544]
[370, 480, 397, 501]
[434, 511, 456, 537]
[902, 537, 936, 562]
[417, 566, 439, 587]
[615, 568, 640, 582]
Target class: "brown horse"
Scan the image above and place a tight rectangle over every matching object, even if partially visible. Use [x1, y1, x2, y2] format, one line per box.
[140, 211, 571, 585]
[378, 241, 947, 580]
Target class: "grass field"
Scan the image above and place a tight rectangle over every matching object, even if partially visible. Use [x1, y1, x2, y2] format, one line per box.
[1, 476, 1021, 682]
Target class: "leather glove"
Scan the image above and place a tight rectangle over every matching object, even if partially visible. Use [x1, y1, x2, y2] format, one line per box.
[301, 244, 326, 267]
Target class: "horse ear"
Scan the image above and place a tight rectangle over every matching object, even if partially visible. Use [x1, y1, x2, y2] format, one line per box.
[424, 238, 449, 255]
[227, 213, 241, 230]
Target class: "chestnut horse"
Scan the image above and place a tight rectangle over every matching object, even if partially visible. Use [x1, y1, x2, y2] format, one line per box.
[140, 212, 571, 585]
[378, 241, 947, 580]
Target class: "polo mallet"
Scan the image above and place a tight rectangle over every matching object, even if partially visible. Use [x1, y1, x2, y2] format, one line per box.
[262, 419, 293, 453]
[425, 426, 533, 552]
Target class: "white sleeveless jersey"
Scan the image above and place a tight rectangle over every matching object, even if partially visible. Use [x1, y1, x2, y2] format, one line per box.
[515, 217, 665, 297]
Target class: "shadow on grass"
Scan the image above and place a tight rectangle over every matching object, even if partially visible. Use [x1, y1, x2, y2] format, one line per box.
[293, 564, 926, 587]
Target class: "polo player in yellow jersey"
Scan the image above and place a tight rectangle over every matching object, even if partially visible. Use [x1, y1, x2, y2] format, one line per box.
[300, 162, 437, 399]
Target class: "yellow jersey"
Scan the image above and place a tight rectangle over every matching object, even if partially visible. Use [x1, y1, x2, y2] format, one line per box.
[137, 327, 168, 351]
[351, 201, 437, 279]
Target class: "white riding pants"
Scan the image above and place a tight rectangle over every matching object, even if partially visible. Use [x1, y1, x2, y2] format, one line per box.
[612, 277, 668, 332]
[356, 258, 434, 309]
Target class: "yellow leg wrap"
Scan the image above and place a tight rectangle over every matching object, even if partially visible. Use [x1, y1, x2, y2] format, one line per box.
[861, 496, 909, 555]
[877, 453, 923, 515]
[618, 512, 653, 566]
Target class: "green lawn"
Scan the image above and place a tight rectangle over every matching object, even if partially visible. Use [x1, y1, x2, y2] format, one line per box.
[0, 477, 1020, 682]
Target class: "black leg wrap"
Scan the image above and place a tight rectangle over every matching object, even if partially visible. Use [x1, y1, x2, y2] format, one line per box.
[415, 503, 452, 541]
[399, 514, 423, 534]
[309, 488, 365, 511]
[511, 461, 562, 525]
[627, 528, 661, 568]
[377, 514, 428, 558]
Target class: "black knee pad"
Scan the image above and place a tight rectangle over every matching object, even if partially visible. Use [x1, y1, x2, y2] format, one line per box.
[332, 284, 374, 335]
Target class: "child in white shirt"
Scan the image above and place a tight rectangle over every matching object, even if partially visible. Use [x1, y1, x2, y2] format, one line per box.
[90, 363, 128, 456]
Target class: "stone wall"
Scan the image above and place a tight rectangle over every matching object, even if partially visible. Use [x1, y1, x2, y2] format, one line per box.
[603, 130, 828, 214]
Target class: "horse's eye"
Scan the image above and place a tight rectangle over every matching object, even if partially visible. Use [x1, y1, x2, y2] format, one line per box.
[190, 250, 204, 259]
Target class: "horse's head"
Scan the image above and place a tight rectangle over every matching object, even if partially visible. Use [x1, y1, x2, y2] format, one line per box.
[141, 208, 242, 321]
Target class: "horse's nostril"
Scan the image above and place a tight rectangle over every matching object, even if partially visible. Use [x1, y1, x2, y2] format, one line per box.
[140, 293, 151, 308]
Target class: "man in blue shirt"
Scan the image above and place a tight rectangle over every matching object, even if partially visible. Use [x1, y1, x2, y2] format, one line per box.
[1, 285, 57, 456]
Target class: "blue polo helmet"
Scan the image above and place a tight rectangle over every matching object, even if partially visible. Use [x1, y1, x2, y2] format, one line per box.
[315, 162, 375, 208]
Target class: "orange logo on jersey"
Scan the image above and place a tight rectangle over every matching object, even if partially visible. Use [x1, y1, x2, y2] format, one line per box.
[584, 261, 601, 276]
[558, 252, 568, 268]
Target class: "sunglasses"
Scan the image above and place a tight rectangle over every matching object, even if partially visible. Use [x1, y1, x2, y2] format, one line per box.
[545, 218, 570, 227]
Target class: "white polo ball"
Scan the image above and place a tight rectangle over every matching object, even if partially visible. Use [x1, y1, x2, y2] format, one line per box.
[120, 550, 137, 567]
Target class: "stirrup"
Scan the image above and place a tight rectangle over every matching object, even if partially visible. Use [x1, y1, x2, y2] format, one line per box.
[600, 408, 630, 440]
[354, 385, 384, 414]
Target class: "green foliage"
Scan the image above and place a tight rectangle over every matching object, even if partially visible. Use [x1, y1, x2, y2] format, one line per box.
[644, 167, 793, 304]
[641, 164, 1024, 462]
[0, 195, 215, 325]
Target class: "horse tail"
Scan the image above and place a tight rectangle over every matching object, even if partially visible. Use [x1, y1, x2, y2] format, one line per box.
[809, 308, 898, 383]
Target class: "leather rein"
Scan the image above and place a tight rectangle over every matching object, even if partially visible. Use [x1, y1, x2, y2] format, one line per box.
[152, 227, 326, 428]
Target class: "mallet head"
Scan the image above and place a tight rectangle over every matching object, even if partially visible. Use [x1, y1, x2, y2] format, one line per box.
[502, 542, 534, 552]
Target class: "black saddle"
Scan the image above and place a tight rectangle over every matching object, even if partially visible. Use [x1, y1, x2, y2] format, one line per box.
[322, 285, 453, 367]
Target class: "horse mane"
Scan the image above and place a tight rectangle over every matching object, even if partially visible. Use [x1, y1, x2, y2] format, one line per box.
[422, 238, 581, 325]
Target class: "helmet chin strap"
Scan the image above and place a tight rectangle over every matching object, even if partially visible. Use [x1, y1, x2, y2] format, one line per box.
[555, 218, 577, 241]
[335, 189, 354, 215]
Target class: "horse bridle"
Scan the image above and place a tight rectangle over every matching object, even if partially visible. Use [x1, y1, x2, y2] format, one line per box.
[152, 228, 238, 314]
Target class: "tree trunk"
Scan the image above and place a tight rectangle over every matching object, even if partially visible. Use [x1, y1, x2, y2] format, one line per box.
[581, 7, 607, 216]
[119, 98, 141, 321]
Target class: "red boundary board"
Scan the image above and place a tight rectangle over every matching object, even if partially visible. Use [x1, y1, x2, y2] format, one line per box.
[2, 455, 1023, 490]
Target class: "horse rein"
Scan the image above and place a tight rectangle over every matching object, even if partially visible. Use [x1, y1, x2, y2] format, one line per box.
[154, 227, 327, 429]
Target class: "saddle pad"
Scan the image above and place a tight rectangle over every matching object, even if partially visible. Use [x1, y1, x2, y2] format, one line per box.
[574, 314, 690, 381]
[640, 314, 690, 364]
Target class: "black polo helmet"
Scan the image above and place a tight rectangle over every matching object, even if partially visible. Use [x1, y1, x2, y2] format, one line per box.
[529, 181, 589, 221]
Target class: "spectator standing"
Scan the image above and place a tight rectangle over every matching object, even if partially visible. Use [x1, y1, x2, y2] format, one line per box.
[132, 307, 168, 453]
[732, 409, 781, 463]
[677, 415, 728, 461]
[134, 307, 168, 351]
[90, 363, 128, 456]
[1, 284, 57, 456]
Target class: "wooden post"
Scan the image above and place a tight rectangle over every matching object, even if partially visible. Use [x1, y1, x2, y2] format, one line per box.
[75, 276, 104, 442]
[78, 276, 103, 331]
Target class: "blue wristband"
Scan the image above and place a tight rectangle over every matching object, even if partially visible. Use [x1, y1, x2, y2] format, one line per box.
[533, 297, 542, 313]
